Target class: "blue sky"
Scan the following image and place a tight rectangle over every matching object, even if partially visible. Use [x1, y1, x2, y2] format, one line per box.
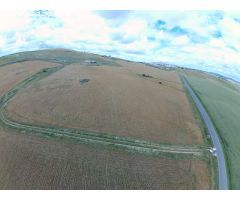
[0, 10, 240, 81]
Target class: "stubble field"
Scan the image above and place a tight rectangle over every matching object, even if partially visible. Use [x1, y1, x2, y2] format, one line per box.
[0, 49, 214, 189]
[0, 126, 211, 189]
[0, 60, 60, 96]
[6, 60, 203, 145]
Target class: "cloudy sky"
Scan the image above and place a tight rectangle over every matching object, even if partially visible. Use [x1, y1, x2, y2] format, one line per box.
[0, 10, 240, 81]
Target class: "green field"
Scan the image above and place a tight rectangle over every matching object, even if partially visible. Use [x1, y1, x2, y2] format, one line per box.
[186, 73, 240, 189]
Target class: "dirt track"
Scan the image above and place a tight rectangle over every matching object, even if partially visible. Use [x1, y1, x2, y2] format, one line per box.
[0, 63, 210, 157]
[0, 50, 214, 189]
[6, 61, 204, 145]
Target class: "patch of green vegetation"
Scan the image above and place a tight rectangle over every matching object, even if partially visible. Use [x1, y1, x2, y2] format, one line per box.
[181, 75, 217, 188]
[79, 78, 90, 85]
[137, 73, 153, 78]
[0, 49, 122, 67]
[183, 80, 212, 146]
[0, 57, 21, 67]
[217, 77, 240, 93]
[141, 73, 153, 78]
[186, 74, 240, 189]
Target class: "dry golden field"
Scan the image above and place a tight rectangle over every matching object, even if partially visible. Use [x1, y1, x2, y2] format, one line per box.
[0, 60, 60, 96]
[0, 49, 214, 189]
[6, 60, 203, 145]
[0, 126, 211, 189]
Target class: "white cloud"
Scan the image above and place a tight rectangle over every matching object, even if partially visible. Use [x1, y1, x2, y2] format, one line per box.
[0, 35, 5, 47]
[208, 38, 226, 48]
[219, 16, 240, 51]
[54, 11, 112, 44]
[0, 10, 30, 32]
[173, 35, 190, 45]
[0, 10, 240, 81]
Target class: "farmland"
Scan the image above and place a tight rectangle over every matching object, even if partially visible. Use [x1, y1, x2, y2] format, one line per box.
[184, 70, 240, 189]
[6, 59, 204, 145]
[0, 125, 211, 189]
[0, 60, 60, 96]
[0, 49, 214, 189]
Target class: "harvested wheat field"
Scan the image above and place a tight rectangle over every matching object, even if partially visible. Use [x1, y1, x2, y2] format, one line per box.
[6, 58, 203, 145]
[0, 49, 215, 189]
[0, 60, 60, 96]
[0, 126, 211, 189]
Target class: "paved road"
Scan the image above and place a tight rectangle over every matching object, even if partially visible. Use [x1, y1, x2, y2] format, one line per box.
[181, 75, 228, 190]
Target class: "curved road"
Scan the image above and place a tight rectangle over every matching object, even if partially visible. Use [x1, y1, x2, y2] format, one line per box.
[181, 75, 228, 190]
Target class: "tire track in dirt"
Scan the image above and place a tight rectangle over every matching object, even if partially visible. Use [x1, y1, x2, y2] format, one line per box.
[0, 62, 210, 157]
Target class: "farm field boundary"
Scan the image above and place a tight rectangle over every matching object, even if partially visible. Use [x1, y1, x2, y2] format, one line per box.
[0, 62, 211, 158]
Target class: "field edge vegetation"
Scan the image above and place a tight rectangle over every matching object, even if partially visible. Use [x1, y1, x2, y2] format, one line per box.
[179, 72, 217, 189]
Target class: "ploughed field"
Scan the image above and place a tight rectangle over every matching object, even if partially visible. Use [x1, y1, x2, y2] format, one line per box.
[0, 49, 214, 189]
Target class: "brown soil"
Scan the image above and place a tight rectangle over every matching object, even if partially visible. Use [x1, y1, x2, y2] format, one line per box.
[6, 60, 203, 145]
[0, 60, 60, 96]
[0, 126, 211, 189]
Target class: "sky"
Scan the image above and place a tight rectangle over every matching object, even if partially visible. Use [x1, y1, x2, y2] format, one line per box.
[0, 10, 240, 81]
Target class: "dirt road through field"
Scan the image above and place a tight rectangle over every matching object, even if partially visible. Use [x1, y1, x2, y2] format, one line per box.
[0, 65, 210, 157]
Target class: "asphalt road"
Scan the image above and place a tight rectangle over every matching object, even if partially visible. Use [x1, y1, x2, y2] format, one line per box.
[182, 75, 228, 190]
